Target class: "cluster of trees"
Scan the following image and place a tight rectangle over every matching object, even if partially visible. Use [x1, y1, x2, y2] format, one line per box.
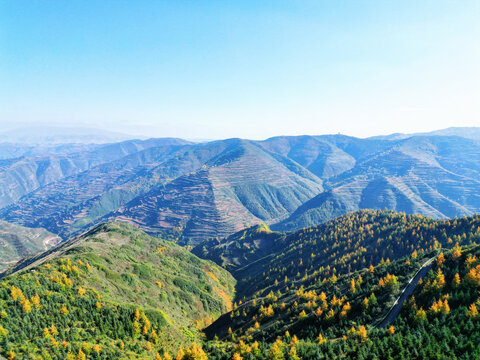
[237, 210, 480, 299]
[210, 245, 425, 342]
[0, 257, 170, 358]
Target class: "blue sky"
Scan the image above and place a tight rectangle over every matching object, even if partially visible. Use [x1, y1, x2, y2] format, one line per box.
[0, 0, 479, 139]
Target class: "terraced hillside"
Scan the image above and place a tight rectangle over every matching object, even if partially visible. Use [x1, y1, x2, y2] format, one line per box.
[0, 220, 60, 272]
[0, 142, 193, 237]
[3, 129, 480, 248]
[0, 138, 190, 208]
[274, 135, 480, 231]
[256, 134, 391, 179]
[0, 222, 235, 358]
[114, 140, 322, 242]
[1, 139, 323, 243]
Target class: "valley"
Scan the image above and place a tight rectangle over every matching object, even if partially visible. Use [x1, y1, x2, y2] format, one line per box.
[1, 128, 480, 359]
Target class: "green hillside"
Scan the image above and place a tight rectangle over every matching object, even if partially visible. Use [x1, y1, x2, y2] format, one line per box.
[197, 210, 480, 299]
[0, 222, 235, 359]
[205, 247, 432, 342]
[197, 212, 480, 359]
[2, 211, 480, 359]
[202, 244, 480, 360]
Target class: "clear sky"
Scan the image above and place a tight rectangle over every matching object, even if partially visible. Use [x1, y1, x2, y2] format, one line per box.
[1, 0, 479, 140]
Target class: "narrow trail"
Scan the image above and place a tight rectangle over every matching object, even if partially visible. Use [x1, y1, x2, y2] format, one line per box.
[374, 255, 437, 329]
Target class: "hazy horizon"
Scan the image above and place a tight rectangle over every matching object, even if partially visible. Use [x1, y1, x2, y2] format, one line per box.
[1, 123, 480, 143]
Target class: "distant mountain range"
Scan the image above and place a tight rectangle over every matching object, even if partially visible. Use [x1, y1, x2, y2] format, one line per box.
[368, 126, 480, 141]
[0, 127, 479, 244]
[0, 125, 139, 144]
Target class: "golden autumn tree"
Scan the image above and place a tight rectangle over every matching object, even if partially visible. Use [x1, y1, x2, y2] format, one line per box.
[175, 347, 185, 360]
[414, 308, 427, 324]
[268, 339, 284, 360]
[350, 278, 356, 293]
[182, 342, 208, 360]
[467, 303, 479, 318]
[452, 273, 461, 288]
[436, 252, 445, 267]
[357, 325, 368, 341]
[452, 245, 462, 260]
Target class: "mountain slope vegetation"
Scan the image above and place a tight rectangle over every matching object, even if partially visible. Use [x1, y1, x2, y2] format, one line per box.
[196, 211, 480, 359]
[2, 210, 480, 359]
[0, 222, 235, 358]
[197, 210, 480, 299]
[202, 244, 480, 360]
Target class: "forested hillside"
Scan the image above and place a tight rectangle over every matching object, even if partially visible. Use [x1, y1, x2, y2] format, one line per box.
[2, 210, 480, 359]
[201, 244, 480, 360]
[195, 212, 480, 359]
[0, 222, 235, 359]
[198, 210, 480, 299]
